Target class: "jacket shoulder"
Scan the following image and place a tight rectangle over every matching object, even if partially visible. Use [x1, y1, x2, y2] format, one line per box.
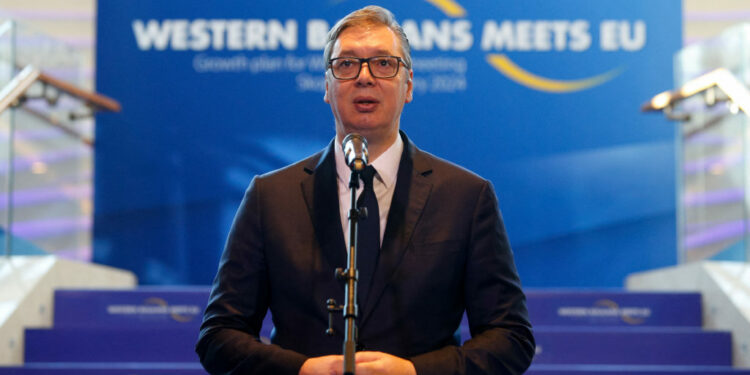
[256, 149, 324, 183]
[414, 148, 489, 188]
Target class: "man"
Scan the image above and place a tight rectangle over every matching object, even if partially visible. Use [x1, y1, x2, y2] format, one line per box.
[196, 6, 534, 375]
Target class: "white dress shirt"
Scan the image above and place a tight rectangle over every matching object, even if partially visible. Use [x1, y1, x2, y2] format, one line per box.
[335, 135, 403, 249]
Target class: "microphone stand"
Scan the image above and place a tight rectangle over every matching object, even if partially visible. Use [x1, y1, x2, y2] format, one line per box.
[343, 170, 363, 375]
[326, 168, 365, 375]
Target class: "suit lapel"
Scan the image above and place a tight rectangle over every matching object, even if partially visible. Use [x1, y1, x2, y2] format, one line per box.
[360, 133, 433, 325]
[300, 140, 347, 274]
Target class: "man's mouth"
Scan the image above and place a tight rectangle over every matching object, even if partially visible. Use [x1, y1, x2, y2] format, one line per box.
[353, 97, 378, 112]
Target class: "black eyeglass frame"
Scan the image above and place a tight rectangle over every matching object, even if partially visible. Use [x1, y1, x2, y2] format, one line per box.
[327, 55, 410, 80]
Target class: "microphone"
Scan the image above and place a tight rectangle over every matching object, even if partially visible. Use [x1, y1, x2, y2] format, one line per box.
[342, 133, 368, 171]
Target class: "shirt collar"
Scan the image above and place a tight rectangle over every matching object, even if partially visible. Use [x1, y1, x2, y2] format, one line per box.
[335, 134, 403, 190]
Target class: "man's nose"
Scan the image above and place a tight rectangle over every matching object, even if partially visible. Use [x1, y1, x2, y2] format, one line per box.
[356, 62, 375, 85]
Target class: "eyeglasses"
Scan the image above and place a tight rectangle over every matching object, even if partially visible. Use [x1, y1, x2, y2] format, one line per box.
[328, 56, 408, 80]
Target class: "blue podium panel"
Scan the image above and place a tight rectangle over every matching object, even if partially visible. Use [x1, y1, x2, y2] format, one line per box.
[532, 328, 731, 366]
[526, 364, 750, 374]
[0, 363, 206, 375]
[24, 328, 199, 363]
[526, 290, 702, 327]
[53, 288, 210, 328]
[52, 287, 275, 340]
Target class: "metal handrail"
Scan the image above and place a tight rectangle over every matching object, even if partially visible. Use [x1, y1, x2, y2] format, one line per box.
[36, 70, 121, 112]
[0, 65, 40, 114]
[642, 68, 750, 120]
[1, 64, 122, 115]
[0, 64, 122, 145]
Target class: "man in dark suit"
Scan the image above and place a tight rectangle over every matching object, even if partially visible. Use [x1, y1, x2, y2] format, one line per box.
[196, 5, 534, 375]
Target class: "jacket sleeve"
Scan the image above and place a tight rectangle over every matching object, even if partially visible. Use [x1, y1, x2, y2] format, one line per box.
[195, 177, 308, 375]
[408, 181, 535, 375]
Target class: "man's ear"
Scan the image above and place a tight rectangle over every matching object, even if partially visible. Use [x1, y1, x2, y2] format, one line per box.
[405, 70, 414, 103]
[324, 78, 330, 103]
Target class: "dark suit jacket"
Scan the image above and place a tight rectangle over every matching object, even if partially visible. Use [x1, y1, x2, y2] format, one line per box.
[196, 132, 535, 375]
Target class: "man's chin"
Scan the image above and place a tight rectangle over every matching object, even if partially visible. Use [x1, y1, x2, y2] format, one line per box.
[343, 122, 381, 136]
[338, 119, 399, 141]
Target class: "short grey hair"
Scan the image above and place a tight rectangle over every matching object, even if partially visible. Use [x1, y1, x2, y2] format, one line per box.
[323, 5, 412, 70]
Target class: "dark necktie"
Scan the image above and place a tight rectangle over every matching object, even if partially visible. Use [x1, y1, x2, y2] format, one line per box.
[357, 165, 379, 311]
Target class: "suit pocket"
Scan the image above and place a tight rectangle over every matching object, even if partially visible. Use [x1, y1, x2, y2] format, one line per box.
[410, 239, 463, 255]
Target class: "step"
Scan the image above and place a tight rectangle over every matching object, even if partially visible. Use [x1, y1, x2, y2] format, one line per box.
[531, 327, 731, 366]
[25, 328, 199, 363]
[53, 287, 276, 339]
[53, 287, 210, 328]
[526, 364, 750, 374]
[525, 290, 702, 327]
[0, 362, 206, 374]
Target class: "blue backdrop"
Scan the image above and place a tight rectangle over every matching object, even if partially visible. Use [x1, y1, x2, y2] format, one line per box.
[94, 0, 682, 286]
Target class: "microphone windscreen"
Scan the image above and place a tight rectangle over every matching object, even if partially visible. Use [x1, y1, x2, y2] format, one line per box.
[342, 133, 368, 171]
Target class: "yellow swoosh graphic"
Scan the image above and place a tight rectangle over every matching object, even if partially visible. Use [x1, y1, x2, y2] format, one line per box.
[424, 0, 467, 17]
[487, 54, 622, 93]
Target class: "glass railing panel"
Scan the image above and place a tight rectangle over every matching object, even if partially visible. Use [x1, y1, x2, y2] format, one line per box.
[675, 23, 750, 263]
[0, 20, 17, 256]
[0, 20, 93, 260]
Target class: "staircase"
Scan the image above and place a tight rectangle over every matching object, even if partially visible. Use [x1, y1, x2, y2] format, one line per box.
[522, 290, 750, 374]
[0, 287, 212, 374]
[2, 288, 749, 374]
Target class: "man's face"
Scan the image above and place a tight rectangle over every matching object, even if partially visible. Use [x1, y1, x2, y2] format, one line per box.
[325, 24, 413, 145]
